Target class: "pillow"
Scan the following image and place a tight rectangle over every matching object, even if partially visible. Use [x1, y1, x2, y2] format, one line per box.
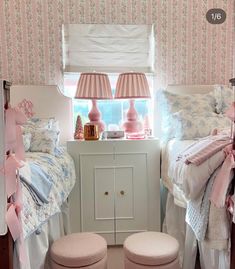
[23, 117, 54, 131]
[157, 89, 216, 115]
[23, 117, 60, 146]
[22, 133, 32, 152]
[157, 89, 217, 140]
[214, 85, 233, 114]
[30, 129, 59, 155]
[172, 111, 231, 140]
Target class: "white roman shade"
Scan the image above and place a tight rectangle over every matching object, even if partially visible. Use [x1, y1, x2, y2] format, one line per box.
[62, 24, 155, 73]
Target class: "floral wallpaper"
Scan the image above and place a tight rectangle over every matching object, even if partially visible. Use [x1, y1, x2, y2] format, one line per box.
[0, 0, 234, 89]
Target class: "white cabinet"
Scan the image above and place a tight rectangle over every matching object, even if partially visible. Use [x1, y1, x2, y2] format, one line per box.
[67, 139, 160, 245]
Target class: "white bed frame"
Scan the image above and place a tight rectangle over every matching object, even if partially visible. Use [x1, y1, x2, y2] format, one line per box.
[10, 85, 73, 144]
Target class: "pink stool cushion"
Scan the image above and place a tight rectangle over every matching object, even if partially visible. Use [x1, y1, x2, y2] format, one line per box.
[125, 256, 180, 269]
[124, 232, 179, 266]
[51, 254, 108, 269]
[50, 233, 107, 267]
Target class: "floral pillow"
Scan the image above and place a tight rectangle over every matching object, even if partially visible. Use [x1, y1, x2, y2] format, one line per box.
[157, 89, 217, 140]
[30, 129, 59, 155]
[172, 111, 231, 140]
[214, 85, 233, 114]
[23, 117, 60, 147]
[157, 89, 216, 115]
[23, 118, 54, 133]
[22, 133, 32, 152]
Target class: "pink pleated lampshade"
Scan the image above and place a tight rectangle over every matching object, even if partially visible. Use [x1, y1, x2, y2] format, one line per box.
[75, 72, 112, 99]
[115, 72, 151, 99]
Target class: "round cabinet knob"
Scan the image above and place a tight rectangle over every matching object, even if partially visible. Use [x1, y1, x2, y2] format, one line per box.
[104, 191, 109, 196]
[120, 190, 125, 195]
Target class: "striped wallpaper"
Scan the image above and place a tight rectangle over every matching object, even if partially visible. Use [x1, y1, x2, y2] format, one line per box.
[0, 0, 234, 89]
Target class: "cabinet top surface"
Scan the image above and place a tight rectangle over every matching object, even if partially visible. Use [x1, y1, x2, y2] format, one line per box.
[68, 138, 159, 143]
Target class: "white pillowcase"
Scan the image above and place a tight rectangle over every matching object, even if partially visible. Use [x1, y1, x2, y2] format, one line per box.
[173, 111, 231, 140]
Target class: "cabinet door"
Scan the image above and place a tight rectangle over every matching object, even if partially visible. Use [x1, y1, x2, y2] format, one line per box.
[114, 153, 148, 244]
[80, 154, 115, 244]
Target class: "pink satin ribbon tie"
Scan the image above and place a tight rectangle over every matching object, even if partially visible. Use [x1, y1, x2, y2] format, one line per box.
[4, 106, 27, 264]
[15, 125, 25, 161]
[5, 107, 27, 152]
[5, 204, 23, 241]
[210, 152, 235, 208]
[226, 196, 234, 215]
[5, 154, 24, 198]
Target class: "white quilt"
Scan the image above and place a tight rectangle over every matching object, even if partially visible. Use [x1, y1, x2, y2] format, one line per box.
[161, 139, 226, 203]
[161, 139, 193, 207]
[168, 141, 225, 200]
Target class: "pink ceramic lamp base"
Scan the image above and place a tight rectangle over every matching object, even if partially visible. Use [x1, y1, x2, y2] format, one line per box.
[123, 100, 144, 138]
[88, 99, 105, 133]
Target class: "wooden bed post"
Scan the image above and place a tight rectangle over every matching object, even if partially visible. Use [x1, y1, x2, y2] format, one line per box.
[0, 80, 13, 269]
[0, 231, 13, 269]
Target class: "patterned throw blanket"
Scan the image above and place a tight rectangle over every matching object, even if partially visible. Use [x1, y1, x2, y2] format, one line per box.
[20, 162, 52, 206]
[19, 148, 76, 238]
[186, 167, 219, 241]
[177, 134, 231, 166]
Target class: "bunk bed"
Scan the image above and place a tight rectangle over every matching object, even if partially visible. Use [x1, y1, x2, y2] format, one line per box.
[0, 82, 76, 269]
[159, 79, 235, 269]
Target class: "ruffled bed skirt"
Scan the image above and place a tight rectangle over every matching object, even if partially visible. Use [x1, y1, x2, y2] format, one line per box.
[13, 201, 70, 269]
[163, 193, 230, 269]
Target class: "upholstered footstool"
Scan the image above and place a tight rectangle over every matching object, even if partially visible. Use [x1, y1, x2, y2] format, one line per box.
[50, 233, 107, 269]
[124, 232, 180, 269]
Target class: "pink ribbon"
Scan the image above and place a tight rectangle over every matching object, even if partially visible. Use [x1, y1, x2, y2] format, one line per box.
[3, 106, 27, 264]
[15, 126, 25, 161]
[210, 152, 235, 208]
[226, 196, 234, 215]
[5, 106, 27, 152]
[5, 203, 23, 241]
[4, 154, 24, 198]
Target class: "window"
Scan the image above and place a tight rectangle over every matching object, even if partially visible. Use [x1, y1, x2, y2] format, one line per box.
[62, 24, 155, 132]
[64, 73, 154, 131]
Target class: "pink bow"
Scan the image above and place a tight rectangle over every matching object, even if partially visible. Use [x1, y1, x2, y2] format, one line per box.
[210, 152, 235, 208]
[3, 154, 24, 198]
[5, 203, 23, 241]
[5, 107, 27, 153]
[3, 106, 27, 264]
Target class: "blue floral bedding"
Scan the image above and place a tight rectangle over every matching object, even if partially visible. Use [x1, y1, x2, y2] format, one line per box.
[20, 148, 76, 238]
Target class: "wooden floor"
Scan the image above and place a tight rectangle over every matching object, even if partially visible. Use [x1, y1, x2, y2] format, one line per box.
[107, 246, 124, 269]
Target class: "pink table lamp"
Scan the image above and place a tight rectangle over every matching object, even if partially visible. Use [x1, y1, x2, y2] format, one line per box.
[75, 72, 113, 132]
[115, 72, 151, 134]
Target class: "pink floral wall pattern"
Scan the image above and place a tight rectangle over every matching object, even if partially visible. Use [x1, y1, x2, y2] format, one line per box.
[0, 0, 234, 88]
